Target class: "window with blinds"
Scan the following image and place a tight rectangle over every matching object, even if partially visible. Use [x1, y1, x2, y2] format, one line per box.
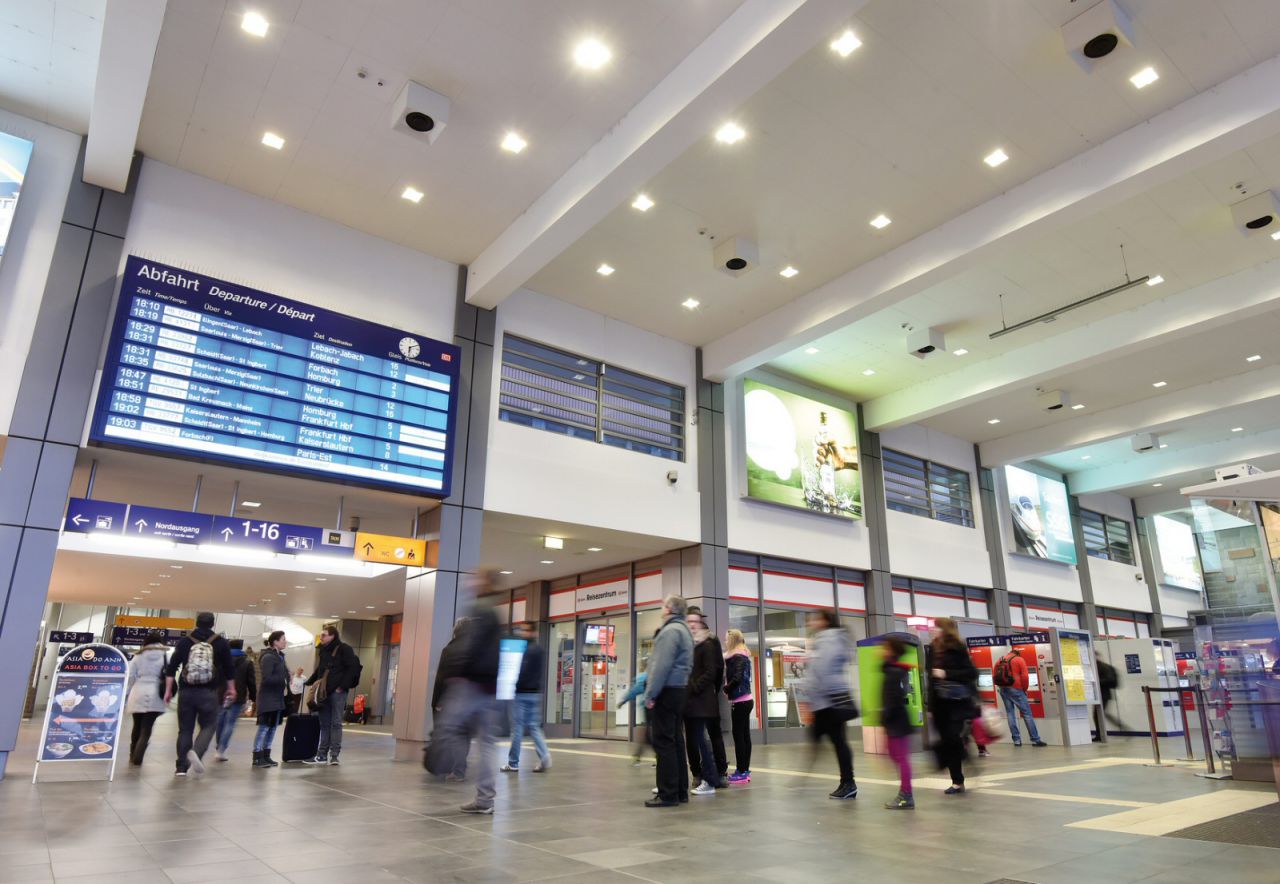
[499, 334, 686, 461]
[1079, 509, 1134, 564]
[882, 449, 975, 527]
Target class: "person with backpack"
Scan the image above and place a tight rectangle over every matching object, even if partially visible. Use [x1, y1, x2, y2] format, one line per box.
[303, 625, 361, 766]
[214, 639, 257, 761]
[723, 628, 754, 784]
[164, 612, 235, 776]
[253, 630, 289, 768]
[124, 631, 170, 766]
[993, 649, 1046, 748]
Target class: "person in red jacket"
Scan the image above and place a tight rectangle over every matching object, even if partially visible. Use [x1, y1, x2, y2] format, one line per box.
[993, 651, 1046, 748]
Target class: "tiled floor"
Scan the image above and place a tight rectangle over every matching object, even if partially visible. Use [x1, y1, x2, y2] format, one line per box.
[1, 717, 1276, 883]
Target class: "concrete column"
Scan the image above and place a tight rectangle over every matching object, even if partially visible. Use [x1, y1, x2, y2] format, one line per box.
[0, 144, 136, 780]
[1065, 485, 1100, 635]
[694, 350, 729, 634]
[975, 459, 1013, 631]
[1130, 502, 1165, 638]
[392, 266, 493, 761]
[857, 409, 894, 634]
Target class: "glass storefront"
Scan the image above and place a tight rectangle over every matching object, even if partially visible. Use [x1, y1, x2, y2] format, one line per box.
[577, 614, 632, 739]
[546, 620, 576, 727]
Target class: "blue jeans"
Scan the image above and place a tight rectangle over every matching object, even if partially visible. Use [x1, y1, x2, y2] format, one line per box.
[1000, 687, 1041, 744]
[215, 702, 244, 752]
[508, 693, 550, 768]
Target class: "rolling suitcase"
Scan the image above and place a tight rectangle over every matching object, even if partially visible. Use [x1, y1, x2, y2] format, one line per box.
[282, 713, 320, 762]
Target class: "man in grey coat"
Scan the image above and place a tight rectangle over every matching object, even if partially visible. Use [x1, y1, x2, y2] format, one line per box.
[643, 595, 694, 807]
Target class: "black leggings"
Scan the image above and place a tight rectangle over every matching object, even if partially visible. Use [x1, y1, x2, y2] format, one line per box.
[810, 707, 853, 784]
[730, 700, 753, 772]
[130, 712, 161, 763]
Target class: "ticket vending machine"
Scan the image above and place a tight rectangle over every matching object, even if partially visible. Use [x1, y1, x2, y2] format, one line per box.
[1175, 651, 1200, 733]
[857, 633, 926, 756]
[966, 634, 1050, 725]
[1095, 638, 1183, 737]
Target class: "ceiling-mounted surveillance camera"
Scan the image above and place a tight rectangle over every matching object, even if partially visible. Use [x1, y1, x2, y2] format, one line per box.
[1037, 389, 1070, 412]
[390, 80, 451, 144]
[1131, 433, 1159, 452]
[906, 326, 945, 359]
[712, 236, 757, 278]
[666, 470, 679, 485]
[1061, 0, 1135, 70]
[1230, 191, 1280, 236]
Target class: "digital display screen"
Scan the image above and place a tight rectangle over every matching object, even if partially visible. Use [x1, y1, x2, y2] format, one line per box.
[742, 378, 861, 519]
[1005, 465, 1076, 565]
[1028, 672, 1040, 690]
[497, 638, 527, 702]
[1153, 514, 1203, 590]
[0, 131, 34, 267]
[90, 257, 461, 495]
[584, 625, 614, 645]
[978, 673, 994, 690]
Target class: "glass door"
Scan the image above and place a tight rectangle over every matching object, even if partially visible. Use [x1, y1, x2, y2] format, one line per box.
[577, 614, 632, 739]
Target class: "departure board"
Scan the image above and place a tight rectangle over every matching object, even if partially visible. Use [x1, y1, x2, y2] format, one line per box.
[89, 256, 461, 495]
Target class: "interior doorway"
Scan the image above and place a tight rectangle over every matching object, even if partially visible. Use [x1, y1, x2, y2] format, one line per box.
[576, 613, 632, 739]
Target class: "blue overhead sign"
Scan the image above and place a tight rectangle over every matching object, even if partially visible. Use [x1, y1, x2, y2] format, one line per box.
[89, 256, 461, 496]
[63, 498, 128, 535]
[209, 516, 333, 555]
[125, 505, 213, 544]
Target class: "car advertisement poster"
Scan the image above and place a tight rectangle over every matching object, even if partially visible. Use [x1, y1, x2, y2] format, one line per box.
[35, 644, 128, 776]
[0, 131, 34, 266]
[742, 378, 861, 519]
[1005, 464, 1077, 565]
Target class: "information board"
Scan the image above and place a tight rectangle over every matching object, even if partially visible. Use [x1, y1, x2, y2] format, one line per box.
[35, 644, 128, 781]
[90, 257, 461, 495]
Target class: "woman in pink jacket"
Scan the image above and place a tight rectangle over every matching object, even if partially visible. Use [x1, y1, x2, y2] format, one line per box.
[723, 629, 754, 783]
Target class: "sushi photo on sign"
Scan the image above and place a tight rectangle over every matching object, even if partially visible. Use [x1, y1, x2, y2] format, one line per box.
[742, 379, 861, 519]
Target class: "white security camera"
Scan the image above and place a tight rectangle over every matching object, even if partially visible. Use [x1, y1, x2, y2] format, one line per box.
[666, 470, 679, 486]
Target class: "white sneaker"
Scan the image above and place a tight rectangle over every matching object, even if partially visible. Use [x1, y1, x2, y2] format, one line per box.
[533, 761, 550, 773]
[651, 787, 659, 794]
[187, 750, 205, 775]
[691, 782, 716, 796]
[214, 749, 228, 762]
[500, 763, 518, 772]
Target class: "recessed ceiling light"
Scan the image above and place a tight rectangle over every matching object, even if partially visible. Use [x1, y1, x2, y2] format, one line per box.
[544, 536, 564, 550]
[314, 577, 327, 582]
[1152, 381, 1167, 388]
[587, 547, 603, 552]
[632, 193, 654, 212]
[861, 368, 875, 376]
[158, 574, 171, 579]
[984, 148, 1009, 168]
[1271, 231, 1280, 241]
[169, 564, 183, 569]
[148, 582, 160, 586]
[715, 122, 745, 145]
[261, 132, 285, 150]
[347, 610, 357, 614]
[241, 11, 269, 37]
[133, 596, 142, 601]
[501, 131, 527, 154]
[987, 418, 1001, 425]
[1232, 426, 1244, 432]
[1130, 66, 1159, 89]
[241, 501, 262, 509]
[366, 605, 376, 609]
[805, 347, 820, 355]
[1081, 455, 1092, 461]
[869, 214, 891, 229]
[596, 263, 615, 277]
[1146, 275, 1164, 286]
[1247, 354, 1262, 362]
[1071, 403, 1085, 410]
[248, 604, 257, 607]
[499, 570, 514, 575]
[1159, 443, 1168, 449]
[952, 348, 969, 356]
[294, 585, 305, 589]
[540, 560, 554, 565]
[573, 37, 612, 70]
[1152, 482, 1163, 487]
[141, 589, 152, 594]
[780, 266, 799, 278]
[681, 297, 700, 310]
[830, 29, 862, 57]
[401, 186, 424, 204]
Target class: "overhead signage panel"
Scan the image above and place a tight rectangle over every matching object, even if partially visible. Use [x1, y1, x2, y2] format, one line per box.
[125, 505, 213, 544]
[63, 498, 128, 535]
[354, 531, 426, 566]
[48, 631, 95, 645]
[209, 516, 327, 554]
[90, 256, 462, 496]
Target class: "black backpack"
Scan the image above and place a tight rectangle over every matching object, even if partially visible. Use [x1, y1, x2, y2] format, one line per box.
[993, 653, 1016, 688]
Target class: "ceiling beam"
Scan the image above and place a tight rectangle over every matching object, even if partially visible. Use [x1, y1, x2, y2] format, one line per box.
[701, 54, 1280, 381]
[980, 365, 1280, 468]
[464, 0, 863, 309]
[1069, 427, 1280, 495]
[862, 257, 1280, 432]
[83, 0, 167, 192]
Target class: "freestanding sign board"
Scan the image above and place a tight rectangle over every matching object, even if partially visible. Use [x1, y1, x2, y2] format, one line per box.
[34, 644, 129, 782]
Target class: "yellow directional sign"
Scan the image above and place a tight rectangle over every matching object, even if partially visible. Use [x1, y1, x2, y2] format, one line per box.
[354, 532, 426, 566]
[114, 615, 195, 630]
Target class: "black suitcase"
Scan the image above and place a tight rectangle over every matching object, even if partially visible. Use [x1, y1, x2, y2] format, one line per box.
[282, 713, 320, 762]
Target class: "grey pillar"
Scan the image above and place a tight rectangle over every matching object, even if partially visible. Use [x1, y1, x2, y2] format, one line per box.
[858, 408, 894, 634]
[975, 460, 1013, 631]
[0, 144, 137, 780]
[1064, 484, 1099, 635]
[1130, 503, 1164, 638]
[392, 266, 493, 760]
[694, 349, 729, 633]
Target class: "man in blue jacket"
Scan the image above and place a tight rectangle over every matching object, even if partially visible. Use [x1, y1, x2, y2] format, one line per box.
[643, 595, 693, 807]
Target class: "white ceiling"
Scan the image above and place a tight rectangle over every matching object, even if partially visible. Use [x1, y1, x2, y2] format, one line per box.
[0, 0, 104, 132]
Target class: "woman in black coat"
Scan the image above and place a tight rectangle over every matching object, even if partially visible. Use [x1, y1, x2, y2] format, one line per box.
[252, 631, 289, 768]
[927, 617, 977, 794]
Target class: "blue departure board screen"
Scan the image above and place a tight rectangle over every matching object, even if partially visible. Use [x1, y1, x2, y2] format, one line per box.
[89, 256, 461, 496]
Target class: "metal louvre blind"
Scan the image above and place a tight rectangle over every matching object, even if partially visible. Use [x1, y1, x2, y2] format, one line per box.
[499, 334, 685, 461]
[1080, 509, 1134, 564]
[1080, 509, 1109, 558]
[1105, 515, 1134, 565]
[883, 449, 974, 527]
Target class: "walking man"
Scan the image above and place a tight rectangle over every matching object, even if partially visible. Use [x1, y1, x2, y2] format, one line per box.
[643, 595, 694, 808]
[304, 625, 360, 765]
[502, 622, 551, 773]
[993, 649, 1046, 748]
[435, 597, 502, 814]
[164, 612, 235, 776]
[214, 639, 256, 761]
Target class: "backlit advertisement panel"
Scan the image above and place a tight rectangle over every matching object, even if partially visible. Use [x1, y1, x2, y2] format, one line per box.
[1005, 465, 1076, 565]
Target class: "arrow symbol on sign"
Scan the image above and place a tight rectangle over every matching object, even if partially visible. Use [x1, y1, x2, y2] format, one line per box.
[134, 518, 148, 531]
[71, 515, 88, 526]
[363, 542, 375, 554]
[220, 527, 234, 541]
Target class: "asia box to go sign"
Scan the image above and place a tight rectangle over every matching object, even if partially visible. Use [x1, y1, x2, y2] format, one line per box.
[354, 531, 425, 565]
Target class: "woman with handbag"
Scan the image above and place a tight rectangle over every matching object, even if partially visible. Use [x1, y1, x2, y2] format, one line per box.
[799, 609, 858, 800]
[928, 617, 978, 795]
[125, 631, 170, 765]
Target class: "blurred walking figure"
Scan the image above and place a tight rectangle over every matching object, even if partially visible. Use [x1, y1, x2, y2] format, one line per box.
[723, 628, 754, 783]
[643, 595, 694, 808]
[928, 617, 978, 795]
[683, 606, 726, 794]
[253, 631, 289, 768]
[431, 618, 470, 781]
[215, 639, 256, 761]
[880, 636, 917, 809]
[125, 631, 169, 765]
[434, 591, 502, 815]
[502, 622, 551, 773]
[799, 609, 858, 800]
[618, 659, 650, 765]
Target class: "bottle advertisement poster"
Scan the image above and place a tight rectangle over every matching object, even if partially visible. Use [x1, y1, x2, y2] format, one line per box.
[742, 378, 861, 519]
[36, 644, 128, 772]
[1005, 464, 1077, 565]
